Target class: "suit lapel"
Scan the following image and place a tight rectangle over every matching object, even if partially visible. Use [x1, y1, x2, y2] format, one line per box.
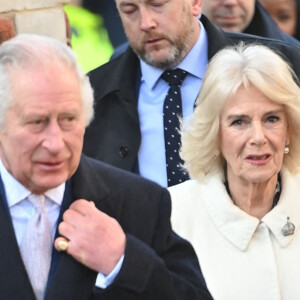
[45, 252, 98, 300]
[0, 177, 35, 300]
[45, 155, 110, 300]
[200, 15, 229, 60]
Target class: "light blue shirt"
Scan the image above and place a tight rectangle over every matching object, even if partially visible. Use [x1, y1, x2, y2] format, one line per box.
[0, 159, 123, 289]
[137, 21, 208, 187]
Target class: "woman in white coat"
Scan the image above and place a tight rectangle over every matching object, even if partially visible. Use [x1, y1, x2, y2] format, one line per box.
[170, 43, 300, 300]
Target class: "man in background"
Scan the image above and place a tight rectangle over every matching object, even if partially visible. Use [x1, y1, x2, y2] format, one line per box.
[202, 0, 300, 44]
[64, 0, 114, 72]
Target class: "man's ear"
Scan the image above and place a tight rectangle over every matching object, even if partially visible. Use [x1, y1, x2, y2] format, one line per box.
[191, 0, 202, 17]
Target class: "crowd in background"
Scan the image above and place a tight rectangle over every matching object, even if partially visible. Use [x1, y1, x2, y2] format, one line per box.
[64, 0, 300, 73]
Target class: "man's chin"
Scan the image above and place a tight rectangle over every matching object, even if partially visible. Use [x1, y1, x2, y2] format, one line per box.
[30, 175, 68, 193]
[142, 52, 177, 69]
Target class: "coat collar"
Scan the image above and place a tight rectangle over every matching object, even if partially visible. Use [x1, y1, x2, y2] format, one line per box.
[244, 2, 283, 40]
[71, 154, 110, 204]
[0, 188, 36, 299]
[88, 47, 140, 103]
[46, 155, 115, 300]
[47, 155, 118, 300]
[202, 168, 300, 252]
[200, 15, 229, 60]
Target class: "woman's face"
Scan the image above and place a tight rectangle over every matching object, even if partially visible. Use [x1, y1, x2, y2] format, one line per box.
[259, 0, 297, 37]
[220, 86, 289, 185]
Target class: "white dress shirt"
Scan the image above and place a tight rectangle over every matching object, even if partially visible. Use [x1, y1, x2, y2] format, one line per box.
[137, 21, 209, 187]
[0, 159, 123, 289]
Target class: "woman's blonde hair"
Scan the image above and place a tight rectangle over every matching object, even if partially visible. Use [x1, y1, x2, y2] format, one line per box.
[181, 43, 300, 181]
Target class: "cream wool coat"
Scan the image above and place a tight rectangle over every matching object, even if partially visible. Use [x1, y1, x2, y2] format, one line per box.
[169, 168, 300, 300]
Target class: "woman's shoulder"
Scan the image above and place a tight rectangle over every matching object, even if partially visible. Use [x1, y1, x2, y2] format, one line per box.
[169, 172, 225, 197]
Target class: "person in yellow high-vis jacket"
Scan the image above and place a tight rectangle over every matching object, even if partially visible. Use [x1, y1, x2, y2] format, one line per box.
[64, 3, 113, 73]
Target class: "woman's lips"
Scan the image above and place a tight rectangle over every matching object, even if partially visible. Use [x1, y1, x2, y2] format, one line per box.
[245, 154, 271, 165]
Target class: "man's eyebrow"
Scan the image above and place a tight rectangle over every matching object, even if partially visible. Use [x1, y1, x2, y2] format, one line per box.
[119, 1, 135, 8]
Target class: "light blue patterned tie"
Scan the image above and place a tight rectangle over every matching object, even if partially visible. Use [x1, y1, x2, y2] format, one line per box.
[20, 194, 52, 300]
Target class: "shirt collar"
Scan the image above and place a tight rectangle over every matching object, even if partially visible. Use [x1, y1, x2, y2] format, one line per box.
[140, 20, 208, 91]
[202, 167, 300, 251]
[0, 159, 65, 208]
[202, 171, 259, 252]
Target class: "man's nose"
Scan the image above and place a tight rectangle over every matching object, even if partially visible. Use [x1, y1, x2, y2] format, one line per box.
[42, 121, 64, 153]
[223, 0, 239, 6]
[139, 7, 156, 31]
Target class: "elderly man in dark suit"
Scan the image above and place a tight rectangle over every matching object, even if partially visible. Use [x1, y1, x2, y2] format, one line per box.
[0, 34, 211, 300]
[83, 0, 300, 188]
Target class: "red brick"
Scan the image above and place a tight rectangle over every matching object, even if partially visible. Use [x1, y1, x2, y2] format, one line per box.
[0, 17, 15, 44]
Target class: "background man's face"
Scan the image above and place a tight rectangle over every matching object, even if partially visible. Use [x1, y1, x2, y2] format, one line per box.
[202, 0, 255, 32]
[116, 0, 202, 69]
[0, 65, 85, 194]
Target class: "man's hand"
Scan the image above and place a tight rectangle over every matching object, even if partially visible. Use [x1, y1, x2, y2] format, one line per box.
[54, 199, 126, 275]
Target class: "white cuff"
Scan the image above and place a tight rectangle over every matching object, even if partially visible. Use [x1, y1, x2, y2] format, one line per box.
[95, 255, 125, 289]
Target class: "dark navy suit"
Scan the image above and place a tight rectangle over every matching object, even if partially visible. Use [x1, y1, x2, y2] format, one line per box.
[0, 155, 212, 300]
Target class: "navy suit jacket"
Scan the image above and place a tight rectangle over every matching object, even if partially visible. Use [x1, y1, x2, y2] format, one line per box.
[0, 155, 212, 300]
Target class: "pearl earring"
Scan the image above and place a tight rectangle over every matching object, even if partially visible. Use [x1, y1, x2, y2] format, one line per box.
[284, 146, 290, 154]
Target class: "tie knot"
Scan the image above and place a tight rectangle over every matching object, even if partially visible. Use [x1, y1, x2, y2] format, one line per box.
[28, 194, 46, 212]
[161, 68, 187, 86]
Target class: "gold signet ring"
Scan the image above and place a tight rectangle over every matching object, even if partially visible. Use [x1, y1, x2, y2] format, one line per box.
[58, 240, 69, 251]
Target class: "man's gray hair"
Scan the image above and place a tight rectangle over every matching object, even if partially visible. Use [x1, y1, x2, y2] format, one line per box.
[0, 34, 94, 129]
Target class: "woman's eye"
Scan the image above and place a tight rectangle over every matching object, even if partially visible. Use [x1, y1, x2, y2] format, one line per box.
[231, 119, 244, 126]
[33, 119, 43, 125]
[278, 13, 291, 22]
[152, 2, 164, 7]
[267, 116, 279, 123]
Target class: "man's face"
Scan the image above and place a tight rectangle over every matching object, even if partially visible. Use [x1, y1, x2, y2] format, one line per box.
[0, 65, 85, 194]
[202, 0, 255, 32]
[116, 0, 202, 69]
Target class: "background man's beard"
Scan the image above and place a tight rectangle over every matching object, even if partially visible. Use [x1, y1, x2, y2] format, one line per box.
[137, 41, 188, 69]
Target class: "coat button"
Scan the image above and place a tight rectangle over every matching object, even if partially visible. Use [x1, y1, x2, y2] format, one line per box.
[119, 145, 129, 158]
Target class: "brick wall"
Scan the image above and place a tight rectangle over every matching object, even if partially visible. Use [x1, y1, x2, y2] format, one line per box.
[0, 0, 70, 44]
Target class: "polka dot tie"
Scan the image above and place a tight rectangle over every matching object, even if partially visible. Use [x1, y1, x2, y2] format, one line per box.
[161, 68, 189, 187]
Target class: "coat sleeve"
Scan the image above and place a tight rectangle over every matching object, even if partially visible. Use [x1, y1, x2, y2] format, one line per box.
[92, 188, 213, 300]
